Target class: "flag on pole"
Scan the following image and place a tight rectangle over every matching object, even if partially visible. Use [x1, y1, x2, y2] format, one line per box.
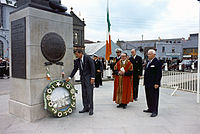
[105, 0, 112, 61]
[46, 67, 51, 81]
[61, 66, 65, 79]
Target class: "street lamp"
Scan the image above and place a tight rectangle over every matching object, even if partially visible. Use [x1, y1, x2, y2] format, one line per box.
[197, 0, 200, 103]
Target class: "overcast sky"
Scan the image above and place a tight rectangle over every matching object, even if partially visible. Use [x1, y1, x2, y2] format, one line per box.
[61, 0, 199, 42]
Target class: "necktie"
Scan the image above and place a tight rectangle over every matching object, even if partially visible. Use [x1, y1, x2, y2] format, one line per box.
[147, 61, 151, 68]
[80, 60, 84, 70]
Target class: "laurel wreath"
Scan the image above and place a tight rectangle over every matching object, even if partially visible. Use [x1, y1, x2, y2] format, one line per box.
[44, 80, 76, 118]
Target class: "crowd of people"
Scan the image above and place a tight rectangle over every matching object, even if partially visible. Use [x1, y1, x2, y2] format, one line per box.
[1, 48, 162, 118]
[0, 57, 9, 79]
[66, 48, 162, 117]
[160, 58, 198, 71]
[111, 48, 162, 117]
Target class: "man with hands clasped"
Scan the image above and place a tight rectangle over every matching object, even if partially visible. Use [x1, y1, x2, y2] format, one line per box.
[113, 53, 133, 109]
[143, 49, 162, 117]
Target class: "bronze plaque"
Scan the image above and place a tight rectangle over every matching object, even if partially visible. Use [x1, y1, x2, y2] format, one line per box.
[41, 33, 66, 63]
[11, 17, 26, 79]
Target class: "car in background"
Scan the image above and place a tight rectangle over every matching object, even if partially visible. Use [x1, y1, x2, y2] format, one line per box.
[181, 60, 193, 70]
[168, 59, 179, 71]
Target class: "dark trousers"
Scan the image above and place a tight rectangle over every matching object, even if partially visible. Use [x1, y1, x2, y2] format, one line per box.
[0, 68, 3, 78]
[6, 68, 9, 76]
[81, 79, 94, 111]
[95, 73, 101, 87]
[145, 86, 159, 114]
[99, 72, 103, 86]
[133, 76, 140, 99]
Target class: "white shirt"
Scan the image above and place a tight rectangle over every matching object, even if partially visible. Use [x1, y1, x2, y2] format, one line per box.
[149, 57, 155, 63]
[122, 60, 126, 65]
[147, 57, 155, 67]
[69, 55, 95, 80]
[81, 55, 84, 63]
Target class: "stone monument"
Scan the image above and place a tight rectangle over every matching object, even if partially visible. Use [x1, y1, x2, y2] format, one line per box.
[9, 0, 74, 121]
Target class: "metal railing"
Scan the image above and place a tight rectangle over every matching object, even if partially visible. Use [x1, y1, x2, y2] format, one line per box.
[75, 68, 198, 93]
[139, 71, 198, 93]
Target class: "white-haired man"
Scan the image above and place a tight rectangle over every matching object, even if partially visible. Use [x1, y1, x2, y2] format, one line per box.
[143, 49, 162, 117]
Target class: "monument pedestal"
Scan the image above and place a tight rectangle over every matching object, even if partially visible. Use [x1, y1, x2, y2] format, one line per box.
[9, 7, 73, 122]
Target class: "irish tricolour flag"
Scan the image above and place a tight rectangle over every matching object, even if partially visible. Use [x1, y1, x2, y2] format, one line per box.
[105, 0, 112, 61]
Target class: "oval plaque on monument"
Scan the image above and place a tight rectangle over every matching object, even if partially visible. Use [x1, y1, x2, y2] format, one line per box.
[41, 32, 66, 63]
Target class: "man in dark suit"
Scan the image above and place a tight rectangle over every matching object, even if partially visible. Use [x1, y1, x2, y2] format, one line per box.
[143, 49, 162, 117]
[0, 58, 6, 79]
[99, 57, 104, 86]
[129, 49, 143, 101]
[66, 49, 95, 115]
[93, 54, 101, 88]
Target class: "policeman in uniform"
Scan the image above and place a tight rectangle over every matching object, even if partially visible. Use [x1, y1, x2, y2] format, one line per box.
[5, 58, 9, 78]
[0, 58, 6, 79]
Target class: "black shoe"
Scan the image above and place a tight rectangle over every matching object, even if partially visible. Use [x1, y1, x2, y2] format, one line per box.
[134, 98, 138, 101]
[117, 104, 123, 108]
[79, 109, 89, 113]
[89, 110, 93, 115]
[150, 113, 157, 117]
[122, 104, 127, 109]
[143, 109, 152, 113]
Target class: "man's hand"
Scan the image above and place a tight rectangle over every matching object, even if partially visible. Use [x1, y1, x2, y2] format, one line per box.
[66, 78, 70, 82]
[119, 71, 124, 75]
[90, 79, 95, 84]
[97, 70, 101, 73]
[138, 75, 141, 79]
[154, 84, 159, 89]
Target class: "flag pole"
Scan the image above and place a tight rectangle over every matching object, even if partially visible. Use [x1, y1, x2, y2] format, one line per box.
[105, 0, 111, 61]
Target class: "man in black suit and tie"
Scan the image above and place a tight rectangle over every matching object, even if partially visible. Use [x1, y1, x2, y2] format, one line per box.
[143, 49, 162, 117]
[129, 49, 143, 101]
[93, 54, 101, 88]
[66, 49, 95, 115]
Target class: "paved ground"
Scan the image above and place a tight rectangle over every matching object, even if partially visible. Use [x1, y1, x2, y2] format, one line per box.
[0, 79, 200, 134]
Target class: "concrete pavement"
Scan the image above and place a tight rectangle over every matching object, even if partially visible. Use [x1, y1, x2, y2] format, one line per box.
[0, 79, 200, 134]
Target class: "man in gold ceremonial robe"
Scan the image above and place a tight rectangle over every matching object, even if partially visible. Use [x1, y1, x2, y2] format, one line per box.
[113, 53, 133, 109]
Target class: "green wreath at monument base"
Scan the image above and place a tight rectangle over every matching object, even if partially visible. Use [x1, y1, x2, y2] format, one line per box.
[44, 80, 77, 118]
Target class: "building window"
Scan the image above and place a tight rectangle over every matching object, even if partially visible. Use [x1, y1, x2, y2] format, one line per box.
[162, 46, 165, 53]
[73, 32, 79, 45]
[172, 47, 175, 53]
